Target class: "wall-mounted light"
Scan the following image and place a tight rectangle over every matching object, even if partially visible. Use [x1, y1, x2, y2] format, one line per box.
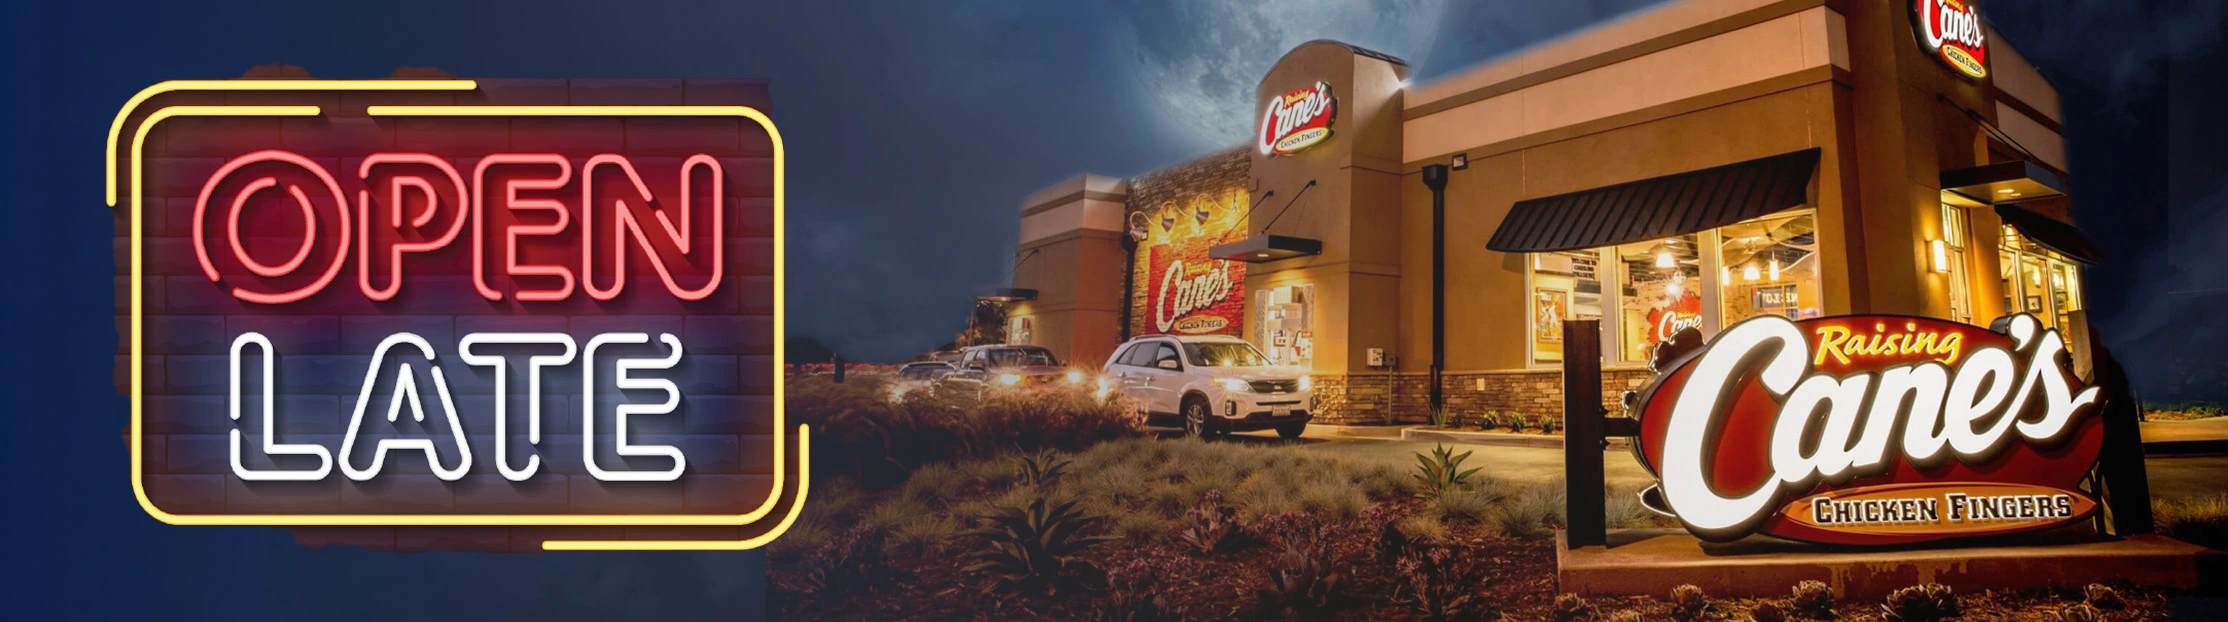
[1929, 239, 1950, 274]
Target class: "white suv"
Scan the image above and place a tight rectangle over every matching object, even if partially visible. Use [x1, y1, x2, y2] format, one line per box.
[1100, 335, 1314, 439]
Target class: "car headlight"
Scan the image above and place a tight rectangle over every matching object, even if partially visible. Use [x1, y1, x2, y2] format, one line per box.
[1298, 376, 1311, 391]
[998, 373, 1022, 386]
[1218, 377, 1252, 393]
[1065, 370, 1084, 384]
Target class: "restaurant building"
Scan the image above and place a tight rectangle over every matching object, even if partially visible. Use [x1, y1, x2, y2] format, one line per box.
[996, 0, 2097, 424]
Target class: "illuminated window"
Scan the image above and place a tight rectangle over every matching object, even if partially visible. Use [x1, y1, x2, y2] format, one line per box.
[1526, 250, 1604, 363]
[1941, 203, 1972, 324]
[1253, 284, 1315, 369]
[1523, 208, 1827, 367]
[1998, 224, 2085, 341]
[1717, 209, 1822, 325]
[1615, 233, 1704, 364]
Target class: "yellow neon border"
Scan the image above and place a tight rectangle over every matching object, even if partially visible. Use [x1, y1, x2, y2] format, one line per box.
[113, 88, 802, 549]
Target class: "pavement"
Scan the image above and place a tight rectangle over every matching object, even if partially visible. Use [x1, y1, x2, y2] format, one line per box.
[1216, 424, 2228, 501]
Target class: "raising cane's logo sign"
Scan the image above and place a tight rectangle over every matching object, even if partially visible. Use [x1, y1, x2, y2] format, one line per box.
[111, 80, 801, 552]
[1257, 81, 1335, 156]
[1913, 0, 1989, 80]
[1148, 247, 1240, 335]
[1633, 313, 2103, 545]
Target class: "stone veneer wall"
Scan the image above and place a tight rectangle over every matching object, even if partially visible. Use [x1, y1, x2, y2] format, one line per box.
[1309, 368, 1656, 425]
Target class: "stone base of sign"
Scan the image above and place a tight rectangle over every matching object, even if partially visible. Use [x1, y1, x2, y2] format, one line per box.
[1557, 529, 2217, 599]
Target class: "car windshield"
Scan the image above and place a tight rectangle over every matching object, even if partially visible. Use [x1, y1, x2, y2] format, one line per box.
[1184, 341, 1271, 367]
[899, 364, 946, 379]
[982, 347, 1057, 368]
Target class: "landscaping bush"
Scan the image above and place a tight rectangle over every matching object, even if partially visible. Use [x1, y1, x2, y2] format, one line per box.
[1789, 579, 1835, 616]
[1669, 584, 1710, 619]
[1394, 540, 1489, 620]
[787, 524, 903, 610]
[1255, 511, 1352, 613]
[1176, 489, 1245, 556]
[1551, 593, 1595, 622]
[960, 489, 1114, 597]
[786, 375, 1140, 486]
[2142, 401, 2226, 420]
[1095, 553, 1188, 622]
[1064, 438, 1408, 526]
[1881, 583, 1961, 622]
[2154, 495, 2228, 550]
[2082, 583, 2123, 609]
[1748, 599, 1788, 622]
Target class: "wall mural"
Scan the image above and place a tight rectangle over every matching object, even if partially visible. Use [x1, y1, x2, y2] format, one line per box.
[1130, 187, 1248, 337]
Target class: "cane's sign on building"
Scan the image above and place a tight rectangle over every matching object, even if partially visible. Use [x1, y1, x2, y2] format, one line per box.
[1631, 313, 2103, 545]
[1913, 0, 1988, 80]
[109, 79, 802, 551]
[1257, 81, 1335, 156]
[1129, 189, 1247, 338]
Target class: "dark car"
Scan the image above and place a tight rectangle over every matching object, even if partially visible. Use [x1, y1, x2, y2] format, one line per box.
[896, 361, 956, 382]
[941, 345, 1082, 389]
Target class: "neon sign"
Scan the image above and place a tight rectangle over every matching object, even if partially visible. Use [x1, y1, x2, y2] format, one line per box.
[1913, 0, 1988, 80]
[1257, 81, 1335, 156]
[1632, 314, 2104, 545]
[113, 80, 799, 552]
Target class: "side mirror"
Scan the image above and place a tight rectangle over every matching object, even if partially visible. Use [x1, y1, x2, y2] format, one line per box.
[1157, 359, 1180, 371]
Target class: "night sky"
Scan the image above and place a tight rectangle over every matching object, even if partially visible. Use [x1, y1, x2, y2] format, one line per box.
[2, 1, 2224, 619]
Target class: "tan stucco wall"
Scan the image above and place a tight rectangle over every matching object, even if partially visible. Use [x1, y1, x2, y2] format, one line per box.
[1240, 41, 1412, 374]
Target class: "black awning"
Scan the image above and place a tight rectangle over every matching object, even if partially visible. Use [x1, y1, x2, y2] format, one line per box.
[1942, 160, 2066, 203]
[975, 288, 1039, 302]
[1485, 148, 1820, 253]
[1997, 203, 2102, 264]
[1210, 235, 1324, 263]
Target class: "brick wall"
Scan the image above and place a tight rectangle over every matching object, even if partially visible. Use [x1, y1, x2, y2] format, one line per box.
[115, 72, 777, 551]
[1308, 368, 1656, 425]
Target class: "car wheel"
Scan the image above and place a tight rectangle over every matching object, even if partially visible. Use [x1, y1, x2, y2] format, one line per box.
[1275, 422, 1307, 439]
[1183, 397, 1217, 439]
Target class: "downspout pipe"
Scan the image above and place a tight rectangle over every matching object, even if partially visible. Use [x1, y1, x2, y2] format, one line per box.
[1119, 234, 1140, 342]
[1421, 164, 1450, 422]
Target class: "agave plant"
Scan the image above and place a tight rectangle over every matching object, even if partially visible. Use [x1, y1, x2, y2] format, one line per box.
[1790, 579, 1835, 615]
[1014, 450, 1072, 488]
[1096, 554, 1187, 622]
[1551, 593, 1596, 622]
[2056, 602, 2103, 622]
[1395, 541, 1486, 620]
[1176, 489, 1243, 555]
[1670, 584, 1710, 619]
[1747, 600, 1789, 622]
[1255, 511, 1348, 613]
[2082, 583, 2123, 609]
[961, 492, 1114, 596]
[1411, 444, 1482, 499]
[1881, 583, 1961, 622]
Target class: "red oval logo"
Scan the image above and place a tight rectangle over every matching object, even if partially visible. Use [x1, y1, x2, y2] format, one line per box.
[1632, 314, 2104, 545]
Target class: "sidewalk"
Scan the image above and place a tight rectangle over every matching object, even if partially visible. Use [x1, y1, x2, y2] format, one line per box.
[2143, 418, 2228, 455]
